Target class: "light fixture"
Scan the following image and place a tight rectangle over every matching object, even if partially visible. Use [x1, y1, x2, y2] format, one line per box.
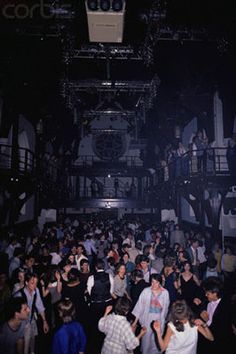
[100, 0, 110, 11]
[87, 0, 98, 11]
[112, 0, 123, 12]
[85, 0, 126, 42]
[105, 202, 111, 208]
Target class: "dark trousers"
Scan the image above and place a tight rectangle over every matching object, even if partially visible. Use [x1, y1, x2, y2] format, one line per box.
[86, 300, 112, 354]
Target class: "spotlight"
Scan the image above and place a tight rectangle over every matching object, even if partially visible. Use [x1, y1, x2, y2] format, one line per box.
[100, 0, 110, 11]
[87, 0, 98, 11]
[112, 0, 123, 12]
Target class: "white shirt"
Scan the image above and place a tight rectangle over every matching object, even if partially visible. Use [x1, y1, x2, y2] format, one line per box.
[197, 246, 207, 263]
[87, 270, 114, 295]
[50, 252, 62, 265]
[206, 298, 221, 326]
[166, 321, 198, 354]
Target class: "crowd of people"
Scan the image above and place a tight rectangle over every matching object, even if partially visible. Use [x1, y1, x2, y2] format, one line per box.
[0, 216, 236, 354]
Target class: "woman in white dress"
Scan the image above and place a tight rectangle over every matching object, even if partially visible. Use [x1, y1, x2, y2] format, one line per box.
[153, 299, 214, 354]
[132, 273, 170, 354]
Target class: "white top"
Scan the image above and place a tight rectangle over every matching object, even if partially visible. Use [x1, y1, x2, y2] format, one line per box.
[166, 321, 198, 354]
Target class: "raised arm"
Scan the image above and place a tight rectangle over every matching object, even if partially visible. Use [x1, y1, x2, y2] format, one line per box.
[153, 320, 173, 352]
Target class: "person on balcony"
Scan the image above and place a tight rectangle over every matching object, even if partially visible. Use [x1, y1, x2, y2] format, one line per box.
[226, 138, 236, 176]
[194, 130, 207, 172]
[176, 141, 189, 177]
[90, 178, 99, 197]
[114, 178, 119, 197]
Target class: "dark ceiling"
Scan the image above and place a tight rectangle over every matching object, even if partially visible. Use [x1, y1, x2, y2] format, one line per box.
[0, 0, 236, 149]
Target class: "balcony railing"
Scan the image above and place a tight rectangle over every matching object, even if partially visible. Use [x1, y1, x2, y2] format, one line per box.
[157, 147, 231, 183]
[0, 144, 63, 184]
[73, 155, 144, 167]
[0, 144, 35, 175]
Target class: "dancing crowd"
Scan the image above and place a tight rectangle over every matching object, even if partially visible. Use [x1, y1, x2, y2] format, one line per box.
[0, 216, 236, 354]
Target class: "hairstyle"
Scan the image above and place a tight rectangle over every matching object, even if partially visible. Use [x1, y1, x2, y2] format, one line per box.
[24, 254, 35, 262]
[207, 256, 217, 269]
[25, 272, 38, 283]
[181, 260, 193, 272]
[122, 243, 131, 249]
[202, 276, 224, 298]
[77, 244, 86, 253]
[122, 252, 130, 259]
[168, 300, 195, 331]
[95, 258, 105, 270]
[134, 254, 143, 266]
[140, 255, 149, 263]
[115, 262, 126, 275]
[62, 258, 72, 269]
[131, 269, 144, 280]
[57, 299, 76, 323]
[67, 268, 80, 283]
[5, 297, 27, 320]
[80, 259, 89, 267]
[163, 255, 176, 268]
[107, 256, 116, 267]
[150, 273, 162, 285]
[114, 297, 131, 316]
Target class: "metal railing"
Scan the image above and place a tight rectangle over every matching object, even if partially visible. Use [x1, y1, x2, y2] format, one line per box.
[0, 144, 64, 185]
[75, 186, 138, 199]
[0, 144, 35, 174]
[157, 147, 231, 183]
[73, 155, 143, 167]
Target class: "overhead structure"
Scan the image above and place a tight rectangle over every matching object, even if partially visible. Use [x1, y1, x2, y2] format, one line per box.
[85, 0, 126, 43]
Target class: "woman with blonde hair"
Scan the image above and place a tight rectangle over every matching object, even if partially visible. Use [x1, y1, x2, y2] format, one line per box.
[52, 299, 86, 354]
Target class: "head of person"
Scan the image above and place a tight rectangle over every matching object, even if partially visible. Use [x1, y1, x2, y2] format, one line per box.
[62, 259, 72, 273]
[5, 297, 30, 321]
[80, 259, 90, 272]
[0, 272, 8, 286]
[111, 241, 118, 250]
[114, 297, 131, 316]
[225, 245, 233, 255]
[67, 268, 80, 283]
[168, 300, 194, 331]
[131, 269, 144, 283]
[95, 259, 105, 271]
[182, 261, 193, 273]
[191, 239, 199, 250]
[150, 273, 162, 290]
[68, 254, 75, 264]
[24, 254, 35, 269]
[140, 255, 150, 270]
[77, 244, 86, 256]
[122, 252, 130, 264]
[143, 245, 152, 256]
[122, 243, 131, 253]
[115, 263, 126, 277]
[25, 272, 38, 292]
[57, 299, 76, 323]
[202, 276, 224, 301]
[163, 255, 176, 268]
[17, 268, 25, 284]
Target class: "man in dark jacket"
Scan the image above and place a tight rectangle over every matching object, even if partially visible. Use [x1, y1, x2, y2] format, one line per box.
[197, 276, 234, 354]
